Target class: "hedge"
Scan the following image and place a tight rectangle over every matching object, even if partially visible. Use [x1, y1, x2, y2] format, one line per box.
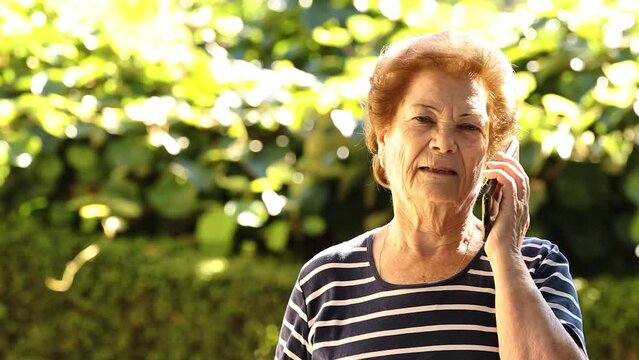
[1, 219, 637, 359]
[1, 219, 298, 360]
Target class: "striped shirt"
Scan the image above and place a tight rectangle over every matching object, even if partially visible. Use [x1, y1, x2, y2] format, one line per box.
[276, 230, 586, 360]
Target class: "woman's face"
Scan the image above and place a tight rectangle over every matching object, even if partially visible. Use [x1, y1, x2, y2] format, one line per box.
[379, 68, 490, 208]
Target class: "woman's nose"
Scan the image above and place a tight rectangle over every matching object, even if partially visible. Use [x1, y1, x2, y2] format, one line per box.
[429, 128, 456, 153]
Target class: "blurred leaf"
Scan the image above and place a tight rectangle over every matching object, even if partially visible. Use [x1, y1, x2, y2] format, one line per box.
[603, 60, 639, 87]
[312, 25, 352, 47]
[105, 137, 154, 169]
[80, 204, 110, 219]
[229, 200, 268, 228]
[0, 100, 17, 126]
[34, 155, 63, 184]
[170, 159, 215, 190]
[101, 179, 143, 218]
[346, 15, 393, 43]
[264, 220, 290, 253]
[104, 197, 142, 218]
[554, 162, 607, 210]
[592, 83, 636, 108]
[624, 168, 639, 206]
[216, 174, 250, 193]
[300, 184, 330, 214]
[147, 175, 198, 219]
[251, 177, 280, 192]
[263, 162, 294, 190]
[542, 93, 579, 120]
[196, 204, 237, 256]
[630, 211, 639, 244]
[66, 144, 98, 171]
[514, 72, 537, 102]
[303, 215, 326, 236]
[364, 211, 391, 231]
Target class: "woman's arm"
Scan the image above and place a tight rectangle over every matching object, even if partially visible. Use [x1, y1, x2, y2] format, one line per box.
[483, 151, 587, 360]
[490, 248, 586, 360]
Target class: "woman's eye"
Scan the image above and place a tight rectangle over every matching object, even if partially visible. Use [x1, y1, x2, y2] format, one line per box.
[414, 115, 434, 123]
[459, 124, 480, 131]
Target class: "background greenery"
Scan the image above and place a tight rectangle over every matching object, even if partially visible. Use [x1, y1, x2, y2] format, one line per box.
[1, 0, 638, 358]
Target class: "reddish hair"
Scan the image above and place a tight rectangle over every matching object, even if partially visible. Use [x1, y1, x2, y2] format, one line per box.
[364, 30, 518, 188]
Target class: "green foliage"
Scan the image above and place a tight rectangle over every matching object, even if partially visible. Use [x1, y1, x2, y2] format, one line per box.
[579, 276, 639, 360]
[1, 0, 639, 272]
[195, 203, 237, 255]
[1, 1, 639, 356]
[0, 219, 298, 360]
[1, 218, 638, 360]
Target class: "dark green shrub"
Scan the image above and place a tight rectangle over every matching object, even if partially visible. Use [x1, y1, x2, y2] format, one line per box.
[0, 219, 299, 360]
[2, 218, 639, 359]
[579, 276, 639, 360]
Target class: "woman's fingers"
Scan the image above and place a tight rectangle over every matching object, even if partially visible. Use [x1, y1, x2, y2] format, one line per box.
[482, 153, 531, 256]
[487, 152, 529, 202]
[483, 167, 519, 203]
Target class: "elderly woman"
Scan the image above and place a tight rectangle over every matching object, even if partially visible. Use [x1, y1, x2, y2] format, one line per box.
[276, 31, 587, 360]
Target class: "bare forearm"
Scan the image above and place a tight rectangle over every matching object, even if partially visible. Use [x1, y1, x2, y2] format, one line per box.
[491, 252, 586, 360]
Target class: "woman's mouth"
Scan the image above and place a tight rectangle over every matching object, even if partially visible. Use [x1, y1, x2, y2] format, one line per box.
[419, 166, 457, 175]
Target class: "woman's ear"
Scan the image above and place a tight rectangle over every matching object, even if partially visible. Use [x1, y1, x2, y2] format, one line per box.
[376, 129, 387, 150]
[376, 131, 386, 168]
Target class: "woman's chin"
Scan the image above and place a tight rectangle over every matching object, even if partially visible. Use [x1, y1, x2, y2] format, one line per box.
[408, 191, 459, 205]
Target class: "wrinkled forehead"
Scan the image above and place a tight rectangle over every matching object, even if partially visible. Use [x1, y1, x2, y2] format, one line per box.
[400, 70, 489, 115]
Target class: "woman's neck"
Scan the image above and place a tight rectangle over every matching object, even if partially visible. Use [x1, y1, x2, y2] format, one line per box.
[387, 200, 482, 256]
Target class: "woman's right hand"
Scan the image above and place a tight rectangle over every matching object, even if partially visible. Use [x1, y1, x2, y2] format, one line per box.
[482, 151, 530, 262]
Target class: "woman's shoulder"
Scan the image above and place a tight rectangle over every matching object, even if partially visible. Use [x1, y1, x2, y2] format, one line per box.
[521, 237, 562, 257]
[520, 237, 573, 273]
[297, 229, 377, 281]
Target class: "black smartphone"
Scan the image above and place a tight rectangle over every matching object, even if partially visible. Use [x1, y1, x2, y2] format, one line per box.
[482, 139, 520, 237]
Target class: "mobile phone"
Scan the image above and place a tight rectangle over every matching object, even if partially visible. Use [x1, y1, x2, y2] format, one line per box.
[482, 139, 520, 237]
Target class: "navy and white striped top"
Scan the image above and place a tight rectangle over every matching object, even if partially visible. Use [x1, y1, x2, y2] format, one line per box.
[276, 229, 586, 360]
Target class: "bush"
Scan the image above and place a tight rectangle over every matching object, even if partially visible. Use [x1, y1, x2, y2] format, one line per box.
[0, 219, 300, 360]
[1, 219, 638, 359]
[579, 276, 639, 360]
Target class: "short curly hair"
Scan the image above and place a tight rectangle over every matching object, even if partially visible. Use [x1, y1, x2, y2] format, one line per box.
[364, 30, 518, 188]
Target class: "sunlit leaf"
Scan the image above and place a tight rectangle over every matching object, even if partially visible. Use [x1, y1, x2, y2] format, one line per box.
[212, 15, 244, 37]
[592, 83, 636, 108]
[251, 177, 280, 193]
[542, 94, 580, 119]
[346, 14, 393, 43]
[514, 72, 537, 102]
[266, 162, 294, 185]
[196, 203, 237, 256]
[603, 60, 639, 87]
[80, 204, 110, 219]
[264, 220, 290, 253]
[600, 131, 633, 169]
[312, 25, 352, 48]
[0, 100, 17, 126]
[518, 102, 545, 133]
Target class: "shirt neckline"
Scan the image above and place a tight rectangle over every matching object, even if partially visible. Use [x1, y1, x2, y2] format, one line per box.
[365, 230, 486, 289]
